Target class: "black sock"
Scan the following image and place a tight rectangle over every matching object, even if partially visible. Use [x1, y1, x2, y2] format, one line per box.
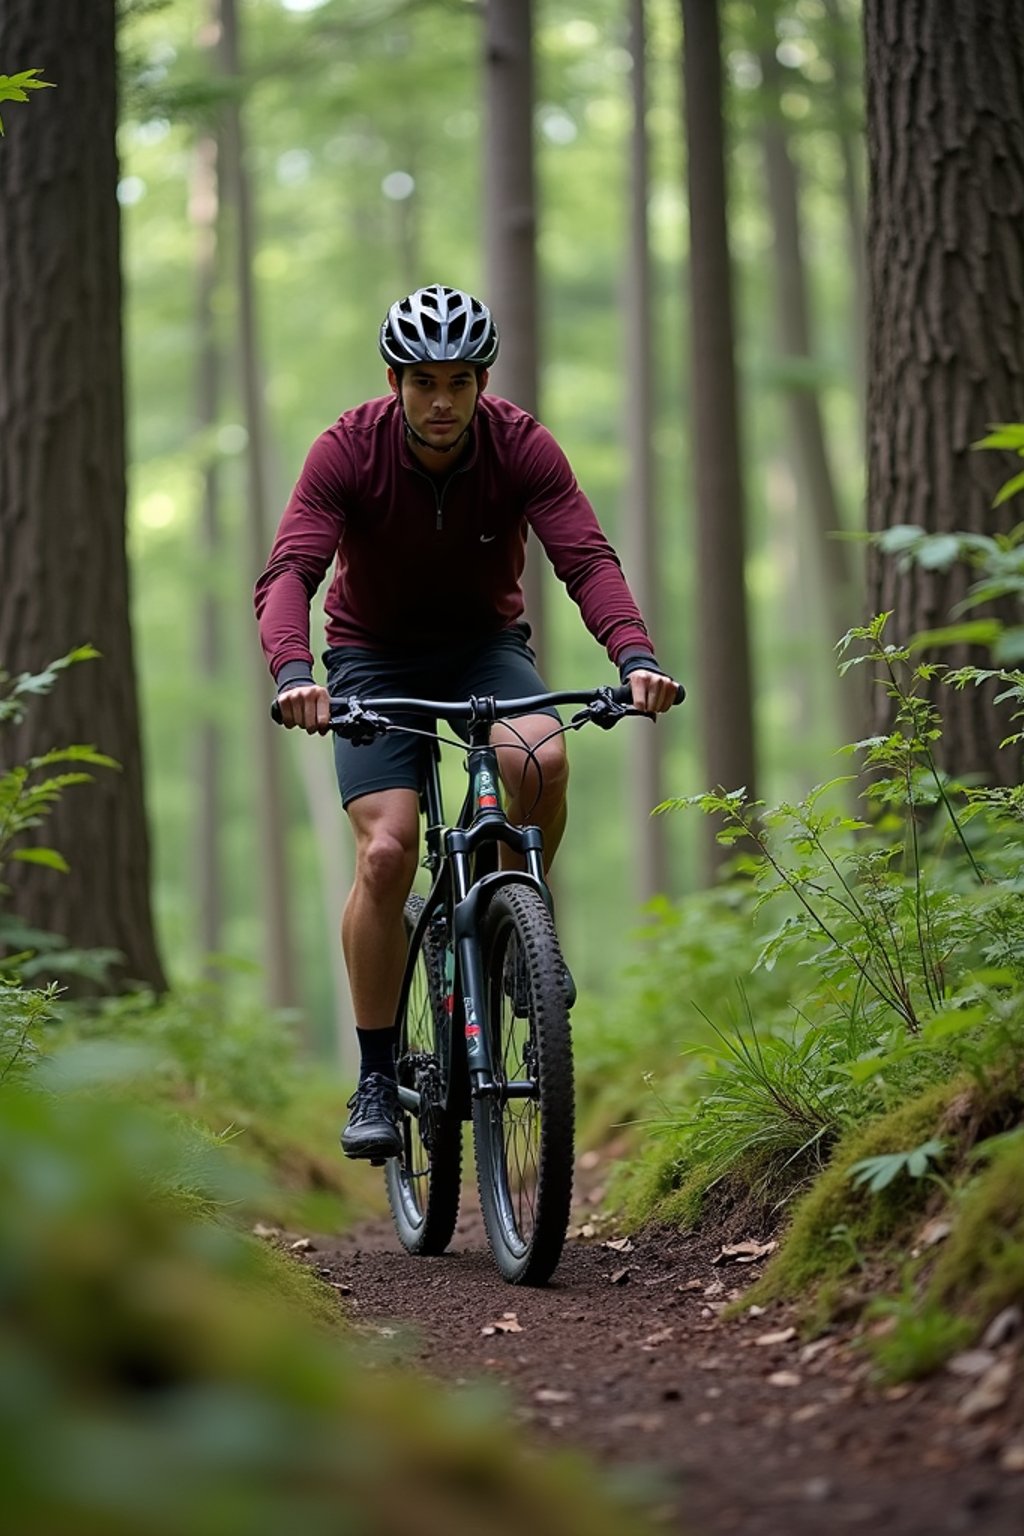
[357, 1026, 398, 1081]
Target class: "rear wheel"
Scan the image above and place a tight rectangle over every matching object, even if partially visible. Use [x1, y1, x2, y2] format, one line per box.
[385, 896, 462, 1254]
[472, 882, 574, 1285]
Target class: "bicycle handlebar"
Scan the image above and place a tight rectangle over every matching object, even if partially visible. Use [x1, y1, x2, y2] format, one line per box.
[270, 680, 684, 730]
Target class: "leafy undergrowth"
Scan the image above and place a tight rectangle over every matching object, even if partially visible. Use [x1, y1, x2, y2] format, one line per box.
[575, 607, 1024, 1387]
[0, 1003, 655, 1536]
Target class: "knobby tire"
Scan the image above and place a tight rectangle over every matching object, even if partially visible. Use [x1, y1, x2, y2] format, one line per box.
[473, 881, 574, 1285]
[385, 895, 462, 1255]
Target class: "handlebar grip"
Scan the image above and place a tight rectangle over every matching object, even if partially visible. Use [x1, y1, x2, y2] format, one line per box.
[270, 699, 283, 725]
[612, 681, 686, 707]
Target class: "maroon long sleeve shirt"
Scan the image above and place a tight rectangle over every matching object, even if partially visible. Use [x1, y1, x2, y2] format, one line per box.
[255, 392, 654, 683]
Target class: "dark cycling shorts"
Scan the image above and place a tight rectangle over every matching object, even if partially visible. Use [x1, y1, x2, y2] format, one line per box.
[322, 623, 560, 808]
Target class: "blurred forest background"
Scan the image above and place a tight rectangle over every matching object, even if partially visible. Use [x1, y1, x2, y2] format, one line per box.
[8, 0, 1019, 1067]
[114, 0, 866, 1057]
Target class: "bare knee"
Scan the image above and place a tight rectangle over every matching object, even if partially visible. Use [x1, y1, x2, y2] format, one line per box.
[349, 796, 419, 904]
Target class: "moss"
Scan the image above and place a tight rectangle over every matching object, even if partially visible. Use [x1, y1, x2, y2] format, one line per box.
[926, 1126, 1024, 1328]
[742, 1081, 958, 1311]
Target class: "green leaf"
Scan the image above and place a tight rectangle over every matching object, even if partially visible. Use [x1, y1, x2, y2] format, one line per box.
[908, 620, 1003, 652]
[0, 68, 55, 133]
[10, 846, 69, 872]
[993, 468, 1024, 507]
[972, 423, 1024, 452]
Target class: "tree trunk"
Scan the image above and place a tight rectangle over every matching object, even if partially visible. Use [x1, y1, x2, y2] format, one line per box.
[822, 0, 868, 431]
[864, 0, 1024, 784]
[757, 26, 863, 748]
[483, 0, 546, 672]
[189, 57, 225, 969]
[625, 0, 669, 903]
[681, 0, 758, 879]
[218, 0, 297, 1009]
[0, 0, 166, 990]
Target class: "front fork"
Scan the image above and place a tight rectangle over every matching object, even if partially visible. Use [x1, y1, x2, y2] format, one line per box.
[447, 825, 547, 1101]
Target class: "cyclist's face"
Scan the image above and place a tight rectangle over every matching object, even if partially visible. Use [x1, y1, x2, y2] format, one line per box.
[390, 362, 487, 452]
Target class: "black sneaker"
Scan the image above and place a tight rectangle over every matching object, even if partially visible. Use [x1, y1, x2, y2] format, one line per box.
[340, 1072, 402, 1161]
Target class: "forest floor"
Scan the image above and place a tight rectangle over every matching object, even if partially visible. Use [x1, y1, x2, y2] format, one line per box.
[284, 1149, 1024, 1536]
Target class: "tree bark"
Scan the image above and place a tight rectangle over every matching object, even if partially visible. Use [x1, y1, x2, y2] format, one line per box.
[0, 0, 166, 990]
[483, 0, 546, 671]
[218, 0, 297, 1009]
[625, 0, 669, 903]
[681, 0, 758, 879]
[864, 0, 1024, 784]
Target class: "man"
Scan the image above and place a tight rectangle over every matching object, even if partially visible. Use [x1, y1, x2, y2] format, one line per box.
[255, 284, 677, 1160]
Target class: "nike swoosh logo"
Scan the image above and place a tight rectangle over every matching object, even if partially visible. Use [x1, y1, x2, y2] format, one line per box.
[480, 533, 496, 544]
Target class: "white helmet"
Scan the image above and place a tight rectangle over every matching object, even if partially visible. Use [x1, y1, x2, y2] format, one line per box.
[379, 284, 500, 369]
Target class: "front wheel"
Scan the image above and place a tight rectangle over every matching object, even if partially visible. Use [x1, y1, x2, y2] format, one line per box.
[385, 896, 462, 1255]
[472, 882, 574, 1285]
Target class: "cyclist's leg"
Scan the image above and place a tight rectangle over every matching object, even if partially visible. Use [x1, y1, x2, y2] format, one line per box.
[342, 788, 420, 1033]
[450, 624, 567, 870]
[491, 714, 568, 870]
[324, 644, 428, 1065]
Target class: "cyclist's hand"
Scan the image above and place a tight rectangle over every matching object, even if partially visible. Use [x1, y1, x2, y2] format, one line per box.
[628, 669, 679, 715]
[277, 683, 332, 734]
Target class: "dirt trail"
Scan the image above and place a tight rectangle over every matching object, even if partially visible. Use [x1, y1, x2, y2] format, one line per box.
[297, 1163, 1023, 1536]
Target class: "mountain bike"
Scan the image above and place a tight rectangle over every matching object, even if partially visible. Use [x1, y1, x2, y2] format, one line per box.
[275, 680, 683, 1285]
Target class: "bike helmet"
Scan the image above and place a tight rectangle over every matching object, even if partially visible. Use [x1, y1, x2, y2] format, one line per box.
[379, 284, 500, 369]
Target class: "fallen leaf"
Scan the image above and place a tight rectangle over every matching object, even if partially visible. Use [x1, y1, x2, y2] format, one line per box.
[982, 1306, 1023, 1348]
[678, 1279, 704, 1293]
[481, 1312, 524, 1336]
[289, 1237, 315, 1253]
[915, 1216, 952, 1250]
[702, 1279, 725, 1299]
[747, 1304, 767, 1318]
[712, 1239, 778, 1264]
[755, 1328, 798, 1348]
[946, 1349, 998, 1378]
[799, 1337, 835, 1366]
[768, 1371, 802, 1388]
[643, 1327, 675, 1347]
[1000, 1441, 1024, 1474]
[535, 1388, 574, 1404]
[603, 1236, 635, 1253]
[578, 1222, 597, 1239]
[251, 1222, 280, 1239]
[957, 1359, 1013, 1421]
[610, 1266, 632, 1285]
[791, 1402, 825, 1423]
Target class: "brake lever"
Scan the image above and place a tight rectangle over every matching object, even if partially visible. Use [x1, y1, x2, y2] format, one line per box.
[575, 688, 634, 731]
[332, 700, 389, 746]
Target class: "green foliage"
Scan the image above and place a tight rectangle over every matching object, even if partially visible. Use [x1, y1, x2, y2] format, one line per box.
[847, 1137, 946, 1194]
[612, 609, 1024, 1246]
[0, 67, 54, 134]
[865, 1290, 973, 1383]
[0, 1054, 654, 1536]
[740, 1083, 958, 1310]
[0, 649, 118, 914]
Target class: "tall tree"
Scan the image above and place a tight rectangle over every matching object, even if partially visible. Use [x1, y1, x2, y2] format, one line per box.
[218, 0, 297, 1010]
[864, 0, 1024, 783]
[625, 0, 669, 902]
[191, 9, 225, 970]
[483, 0, 546, 670]
[822, 0, 868, 429]
[681, 0, 757, 879]
[756, 9, 862, 746]
[0, 0, 166, 989]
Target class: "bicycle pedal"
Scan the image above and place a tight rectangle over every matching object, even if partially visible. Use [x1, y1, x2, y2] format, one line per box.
[369, 1156, 386, 1167]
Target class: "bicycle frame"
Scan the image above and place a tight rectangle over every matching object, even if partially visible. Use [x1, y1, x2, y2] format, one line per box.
[395, 720, 550, 1112]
